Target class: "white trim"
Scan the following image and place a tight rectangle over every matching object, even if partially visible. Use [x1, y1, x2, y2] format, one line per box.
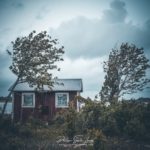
[77, 92, 80, 96]
[55, 92, 69, 108]
[22, 93, 35, 108]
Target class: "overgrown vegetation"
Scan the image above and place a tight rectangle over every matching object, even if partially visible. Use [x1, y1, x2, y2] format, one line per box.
[0, 117, 66, 150]
[0, 99, 150, 150]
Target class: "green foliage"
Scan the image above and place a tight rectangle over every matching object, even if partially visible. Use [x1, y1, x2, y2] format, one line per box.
[65, 108, 77, 140]
[0, 118, 33, 150]
[101, 113, 119, 136]
[75, 112, 87, 134]
[93, 130, 106, 150]
[53, 109, 67, 125]
[8, 30, 64, 89]
[77, 99, 150, 142]
[53, 108, 78, 140]
[83, 102, 103, 130]
[100, 43, 150, 103]
[0, 100, 150, 149]
[0, 117, 67, 150]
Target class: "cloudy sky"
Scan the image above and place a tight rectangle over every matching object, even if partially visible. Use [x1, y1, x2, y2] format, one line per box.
[0, 0, 150, 99]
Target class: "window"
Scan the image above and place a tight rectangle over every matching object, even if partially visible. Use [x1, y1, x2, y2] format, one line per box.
[22, 93, 35, 108]
[55, 93, 69, 108]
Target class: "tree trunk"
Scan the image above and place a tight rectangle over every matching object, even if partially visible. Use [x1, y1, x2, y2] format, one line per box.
[0, 77, 20, 119]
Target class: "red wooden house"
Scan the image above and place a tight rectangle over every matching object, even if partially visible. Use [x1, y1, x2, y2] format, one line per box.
[10, 79, 83, 122]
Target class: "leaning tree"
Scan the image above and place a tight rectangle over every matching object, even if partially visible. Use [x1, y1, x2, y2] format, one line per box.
[100, 43, 150, 103]
[1, 30, 64, 117]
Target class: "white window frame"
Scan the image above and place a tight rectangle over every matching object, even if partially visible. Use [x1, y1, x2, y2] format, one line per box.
[55, 92, 69, 108]
[22, 93, 35, 108]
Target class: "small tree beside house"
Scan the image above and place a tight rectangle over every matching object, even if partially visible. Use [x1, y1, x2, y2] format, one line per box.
[1, 30, 64, 118]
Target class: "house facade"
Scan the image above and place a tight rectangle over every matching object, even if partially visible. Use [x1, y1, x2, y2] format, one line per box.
[11, 79, 83, 122]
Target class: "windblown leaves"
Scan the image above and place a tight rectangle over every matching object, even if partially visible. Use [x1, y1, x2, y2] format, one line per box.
[8, 30, 64, 89]
[100, 43, 150, 103]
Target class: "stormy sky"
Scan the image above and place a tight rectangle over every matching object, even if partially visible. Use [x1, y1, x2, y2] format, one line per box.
[0, 0, 150, 99]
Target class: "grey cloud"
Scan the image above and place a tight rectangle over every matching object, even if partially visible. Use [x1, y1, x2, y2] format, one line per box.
[145, 19, 150, 28]
[125, 0, 150, 23]
[0, 79, 11, 96]
[102, 0, 127, 23]
[11, 2, 24, 9]
[50, 17, 103, 58]
[0, 28, 21, 51]
[36, 14, 44, 20]
[50, 16, 150, 59]
[0, 52, 10, 69]
[135, 19, 150, 56]
[0, 28, 12, 34]
[0, 0, 8, 8]
[36, 6, 51, 20]
[0, 52, 14, 96]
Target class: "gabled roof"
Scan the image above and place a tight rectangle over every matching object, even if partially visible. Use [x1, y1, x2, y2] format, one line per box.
[10, 79, 83, 92]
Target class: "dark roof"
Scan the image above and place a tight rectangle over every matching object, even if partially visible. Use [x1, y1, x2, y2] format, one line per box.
[10, 79, 83, 92]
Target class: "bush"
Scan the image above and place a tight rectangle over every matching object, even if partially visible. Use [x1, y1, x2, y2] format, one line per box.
[93, 130, 106, 150]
